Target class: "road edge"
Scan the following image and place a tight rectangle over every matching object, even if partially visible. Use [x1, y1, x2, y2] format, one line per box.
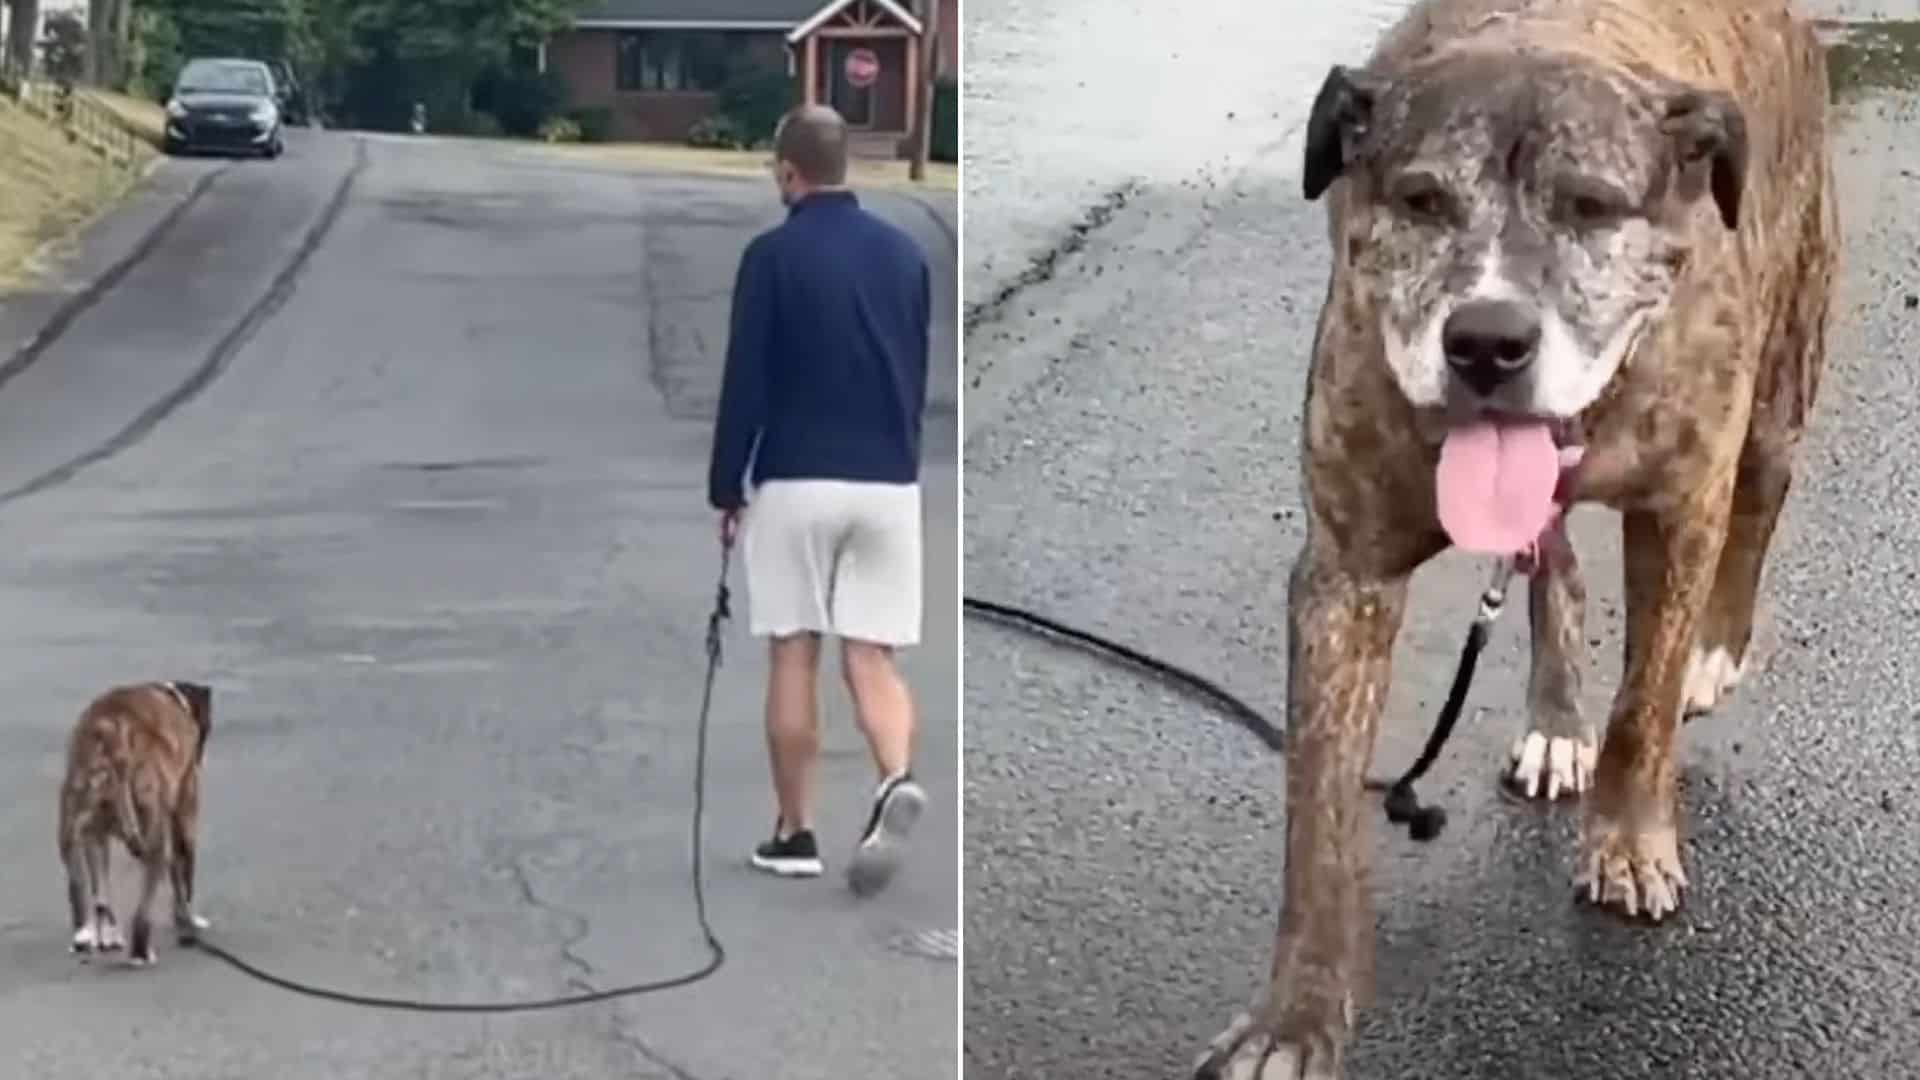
[0, 160, 230, 396]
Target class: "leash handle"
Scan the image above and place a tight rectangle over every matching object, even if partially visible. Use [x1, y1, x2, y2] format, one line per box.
[706, 544, 733, 666]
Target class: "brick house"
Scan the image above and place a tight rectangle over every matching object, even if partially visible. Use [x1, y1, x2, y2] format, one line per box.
[545, 0, 957, 150]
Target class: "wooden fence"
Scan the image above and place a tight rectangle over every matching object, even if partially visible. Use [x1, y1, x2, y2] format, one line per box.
[4, 58, 150, 170]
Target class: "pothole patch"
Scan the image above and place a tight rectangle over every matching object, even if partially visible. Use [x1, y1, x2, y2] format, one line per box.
[886, 926, 959, 962]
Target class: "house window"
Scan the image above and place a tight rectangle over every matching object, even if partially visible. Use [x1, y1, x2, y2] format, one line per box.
[614, 31, 737, 92]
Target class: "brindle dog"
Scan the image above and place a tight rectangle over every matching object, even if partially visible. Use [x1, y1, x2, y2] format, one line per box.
[1195, 1, 1835, 1076]
[58, 680, 214, 967]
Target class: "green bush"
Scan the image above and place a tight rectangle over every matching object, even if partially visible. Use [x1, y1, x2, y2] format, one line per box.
[475, 66, 567, 138]
[686, 114, 747, 149]
[539, 115, 582, 143]
[134, 9, 184, 102]
[931, 74, 956, 163]
[712, 57, 793, 148]
[462, 110, 502, 137]
[39, 11, 88, 86]
[567, 106, 613, 143]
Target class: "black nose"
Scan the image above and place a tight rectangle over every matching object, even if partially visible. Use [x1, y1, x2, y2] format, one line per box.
[1442, 299, 1541, 395]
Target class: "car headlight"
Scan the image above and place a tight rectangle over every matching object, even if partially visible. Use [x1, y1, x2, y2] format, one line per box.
[165, 98, 187, 120]
[250, 102, 277, 125]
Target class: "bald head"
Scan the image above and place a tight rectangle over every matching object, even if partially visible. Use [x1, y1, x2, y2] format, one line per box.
[774, 104, 849, 187]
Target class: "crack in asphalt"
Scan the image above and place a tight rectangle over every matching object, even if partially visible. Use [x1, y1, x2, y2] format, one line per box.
[0, 162, 234, 396]
[0, 138, 369, 508]
[507, 856, 709, 1080]
[508, 856, 597, 988]
[961, 180, 1141, 337]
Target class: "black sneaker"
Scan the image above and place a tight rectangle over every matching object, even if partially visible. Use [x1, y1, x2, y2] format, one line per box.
[751, 825, 824, 877]
[847, 771, 927, 897]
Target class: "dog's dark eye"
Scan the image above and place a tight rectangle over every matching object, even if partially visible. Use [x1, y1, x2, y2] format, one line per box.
[1391, 178, 1453, 222]
[1558, 179, 1631, 228]
[1403, 190, 1445, 217]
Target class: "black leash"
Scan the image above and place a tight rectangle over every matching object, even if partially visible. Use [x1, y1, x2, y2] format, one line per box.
[962, 556, 1514, 845]
[188, 547, 735, 1013]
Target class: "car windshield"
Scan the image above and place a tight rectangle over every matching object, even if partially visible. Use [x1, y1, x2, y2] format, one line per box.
[177, 64, 269, 95]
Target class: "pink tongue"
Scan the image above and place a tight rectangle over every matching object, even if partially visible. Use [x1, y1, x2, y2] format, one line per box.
[1435, 419, 1560, 554]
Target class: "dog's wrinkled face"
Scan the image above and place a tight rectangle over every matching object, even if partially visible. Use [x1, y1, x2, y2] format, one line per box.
[1305, 50, 1747, 422]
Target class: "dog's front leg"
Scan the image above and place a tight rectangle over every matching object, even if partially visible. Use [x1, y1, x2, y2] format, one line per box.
[1579, 489, 1731, 921]
[1194, 540, 1411, 1080]
[1508, 521, 1596, 800]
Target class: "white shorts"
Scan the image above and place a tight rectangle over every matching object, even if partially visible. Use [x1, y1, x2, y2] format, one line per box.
[742, 479, 923, 647]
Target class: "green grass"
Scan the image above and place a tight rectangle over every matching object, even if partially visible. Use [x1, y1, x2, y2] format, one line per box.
[1821, 18, 1920, 102]
[0, 96, 147, 293]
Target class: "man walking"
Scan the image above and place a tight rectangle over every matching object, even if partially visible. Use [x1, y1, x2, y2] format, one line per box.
[707, 104, 932, 897]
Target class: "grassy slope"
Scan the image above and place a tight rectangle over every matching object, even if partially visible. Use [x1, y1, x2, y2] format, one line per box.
[0, 96, 145, 292]
[85, 89, 167, 149]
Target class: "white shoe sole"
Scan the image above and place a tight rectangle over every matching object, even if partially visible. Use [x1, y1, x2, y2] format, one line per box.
[847, 782, 926, 897]
[751, 853, 824, 877]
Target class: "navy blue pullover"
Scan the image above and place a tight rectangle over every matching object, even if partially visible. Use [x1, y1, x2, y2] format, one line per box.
[706, 190, 932, 510]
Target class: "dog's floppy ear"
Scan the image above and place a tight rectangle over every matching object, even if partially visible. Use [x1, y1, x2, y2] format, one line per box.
[1303, 64, 1389, 202]
[1661, 87, 1747, 230]
[173, 680, 212, 760]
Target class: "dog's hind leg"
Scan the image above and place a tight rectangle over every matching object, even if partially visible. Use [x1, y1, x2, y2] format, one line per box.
[1685, 201, 1832, 718]
[61, 822, 97, 955]
[1579, 473, 1737, 922]
[126, 839, 167, 967]
[170, 773, 208, 942]
[86, 835, 124, 952]
[1507, 520, 1596, 800]
[1683, 433, 1793, 718]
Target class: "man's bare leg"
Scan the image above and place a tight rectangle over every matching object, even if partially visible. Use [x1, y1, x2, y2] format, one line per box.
[843, 639, 913, 779]
[752, 632, 827, 877]
[843, 638, 926, 897]
[767, 632, 823, 831]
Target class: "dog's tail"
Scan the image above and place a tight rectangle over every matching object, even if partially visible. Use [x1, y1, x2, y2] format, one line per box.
[115, 772, 144, 854]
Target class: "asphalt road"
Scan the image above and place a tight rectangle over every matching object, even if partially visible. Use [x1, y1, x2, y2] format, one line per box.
[0, 130, 957, 1080]
[962, 2, 1920, 1077]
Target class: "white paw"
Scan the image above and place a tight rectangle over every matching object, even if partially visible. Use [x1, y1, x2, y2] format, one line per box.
[70, 923, 99, 953]
[97, 921, 126, 952]
[1192, 1012, 1338, 1080]
[184, 914, 211, 931]
[1682, 646, 1745, 716]
[126, 951, 156, 968]
[1506, 730, 1595, 800]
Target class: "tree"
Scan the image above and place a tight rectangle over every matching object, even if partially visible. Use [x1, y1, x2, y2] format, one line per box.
[39, 8, 85, 86]
[128, 0, 586, 131]
[4, 0, 38, 78]
[87, 0, 134, 88]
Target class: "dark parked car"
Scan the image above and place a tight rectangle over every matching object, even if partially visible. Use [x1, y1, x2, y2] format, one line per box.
[162, 57, 285, 158]
[266, 59, 310, 127]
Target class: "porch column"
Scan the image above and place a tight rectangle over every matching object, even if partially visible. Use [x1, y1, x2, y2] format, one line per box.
[904, 32, 919, 136]
[804, 35, 819, 105]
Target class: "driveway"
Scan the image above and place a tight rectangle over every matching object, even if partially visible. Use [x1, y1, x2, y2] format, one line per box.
[962, 1, 1920, 1077]
[0, 128, 957, 1080]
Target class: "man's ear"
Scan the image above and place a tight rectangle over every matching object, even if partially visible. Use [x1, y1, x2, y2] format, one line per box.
[1303, 65, 1389, 201]
[1660, 87, 1748, 230]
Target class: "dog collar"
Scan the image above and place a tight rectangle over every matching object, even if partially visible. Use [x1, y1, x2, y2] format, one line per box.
[160, 681, 190, 712]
